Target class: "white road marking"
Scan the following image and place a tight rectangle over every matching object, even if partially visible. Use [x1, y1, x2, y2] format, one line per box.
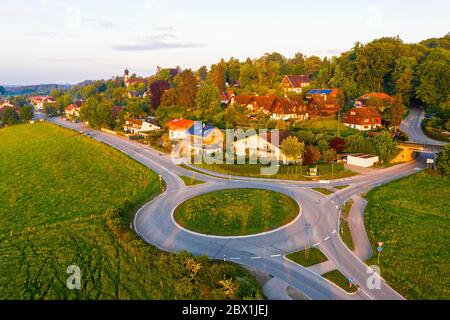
[313, 243, 320, 247]
[336, 205, 339, 209]
[332, 230, 337, 235]
[271, 254, 282, 258]
[324, 236, 331, 241]
[229, 257, 241, 260]
[251, 256, 262, 259]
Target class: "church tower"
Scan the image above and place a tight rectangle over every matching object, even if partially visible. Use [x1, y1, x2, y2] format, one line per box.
[124, 68, 130, 87]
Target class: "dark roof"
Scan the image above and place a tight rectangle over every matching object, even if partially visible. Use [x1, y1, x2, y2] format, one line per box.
[308, 89, 334, 95]
[187, 124, 218, 137]
[284, 75, 311, 88]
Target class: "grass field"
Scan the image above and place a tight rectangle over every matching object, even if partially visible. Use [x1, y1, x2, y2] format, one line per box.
[174, 189, 299, 236]
[364, 171, 450, 300]
[312, 188, 334, 195]
[286, 248, 328, 267]
[0, 123, 261, 300]
[322, 270, 358, 293]
[297, 119, 357, 136]
[339, 200, 355, 251]
[180, 176, 205, 186]
[194, 163, 355, 181]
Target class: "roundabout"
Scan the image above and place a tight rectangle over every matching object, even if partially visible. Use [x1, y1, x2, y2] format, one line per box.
[50, 116, 430, 300]
[172, 188, 301, 237]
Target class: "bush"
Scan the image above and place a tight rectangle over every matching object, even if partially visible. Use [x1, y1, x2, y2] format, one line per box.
[436, 145, 450, 176]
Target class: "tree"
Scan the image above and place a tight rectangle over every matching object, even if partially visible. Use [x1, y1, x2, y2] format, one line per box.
[330, 137, 346, 153]
[175, 69, 198, 109]
[389, 94, 407, 129]
[127, 97, 148, 117]
[303, 146, 321, 165]
[435, 145, 450, 176]
[323, 148, 337, 162]
[0, 107, 19, 124]
[393, 57, 416, 106]
[196, 66, 208, 82]
[160, 88, 178, 107]
[195, 83, 221, 120]
[416, 48, 450, 107]
[150, 80, 170, 109]
[43, 103, 58, 117]
[212, 60, 226, 92]
[281, 136, 305, 163]
[19, 106, 34, 121]
[296, 130, 315, 145]
[370, 132, 396, 165]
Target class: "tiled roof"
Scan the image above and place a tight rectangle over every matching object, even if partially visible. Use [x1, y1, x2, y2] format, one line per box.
[343, 107, 381, 125]
[357, 92, 393, 101]
[167, 118, 194, 130]
[234, 95, 254, 105]
[284, 75, 311, 88]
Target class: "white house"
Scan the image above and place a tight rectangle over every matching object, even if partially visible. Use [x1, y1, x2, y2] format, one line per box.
[233, 132, 291, 164]
[124, 118, 160, 137]
[167, 118, 194, 140]
[346, 153, 379, 167]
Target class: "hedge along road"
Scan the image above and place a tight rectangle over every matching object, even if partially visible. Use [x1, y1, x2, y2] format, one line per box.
[50, 117, 430, 300]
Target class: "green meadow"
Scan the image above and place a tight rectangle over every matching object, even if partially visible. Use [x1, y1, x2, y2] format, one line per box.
[0, 123, 260, 299]
[365, 171, 450, 300]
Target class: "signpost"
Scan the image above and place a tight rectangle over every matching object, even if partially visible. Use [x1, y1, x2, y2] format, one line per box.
[377, 242, 384, 265]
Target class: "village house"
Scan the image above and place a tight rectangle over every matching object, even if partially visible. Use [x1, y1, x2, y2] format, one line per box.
[355, 92, 394, 109]
[167, 118, 195, 140]
[124, 118, 161, 138]
[0, 100, 14, 110]
[343, 107, 382, 131]
[221, 91, 236, 105]
[29, 96, 56, 112]
[233, 131, 292, 164]
[281, 75, 311, 94]
[231, 95, 310, 121]
[306, 89, 342, 116]
[64, 101, 83, 118]
[185, 124, 224, 155]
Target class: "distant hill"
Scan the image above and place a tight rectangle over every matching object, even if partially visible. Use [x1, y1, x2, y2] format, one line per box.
[0, 84, 72, 96]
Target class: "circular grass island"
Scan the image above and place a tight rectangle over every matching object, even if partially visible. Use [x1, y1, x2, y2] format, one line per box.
[173, 189, 300, 236]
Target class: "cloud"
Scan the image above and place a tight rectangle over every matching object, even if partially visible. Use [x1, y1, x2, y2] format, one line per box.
[84, 18, 117, 29]
[26, 31, 79, 38]
[113, 34, 203, 51]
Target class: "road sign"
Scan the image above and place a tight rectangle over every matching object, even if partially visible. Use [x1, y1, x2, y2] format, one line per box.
[377, 246, 383, 253]
[377, 242, 384, 247]
[427, 159, 434, 164]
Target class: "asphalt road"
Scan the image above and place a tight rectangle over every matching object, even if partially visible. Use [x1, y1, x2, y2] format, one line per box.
[49, 117, 433, 300]
[400, 107, 447, 146]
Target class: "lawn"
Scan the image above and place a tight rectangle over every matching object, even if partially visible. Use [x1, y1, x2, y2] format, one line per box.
[180, 175, 205, 186]
[312, 188, 334, 195]
[0, 123, 261, 300]
[296, 119, 357, 136]
[340, 199, 355, 251]
[194, 163, 355, 181]
[364, 171, 450, 300]
[286, 248, 328, 267]
[322, 270, 358, 293]
[335, 185, 349, 190]
[174, 189, 299, 236]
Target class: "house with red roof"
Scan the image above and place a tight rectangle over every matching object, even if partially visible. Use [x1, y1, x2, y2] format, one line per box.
[355, 92, 394, 110]
[281, 75, 311, 94]
[343, 107, 382, 131]
[167, 118, 195, 140]
[29, 96, 56, 112]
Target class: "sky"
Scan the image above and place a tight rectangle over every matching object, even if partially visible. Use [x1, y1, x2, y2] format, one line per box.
[0, 0, 449, 85]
